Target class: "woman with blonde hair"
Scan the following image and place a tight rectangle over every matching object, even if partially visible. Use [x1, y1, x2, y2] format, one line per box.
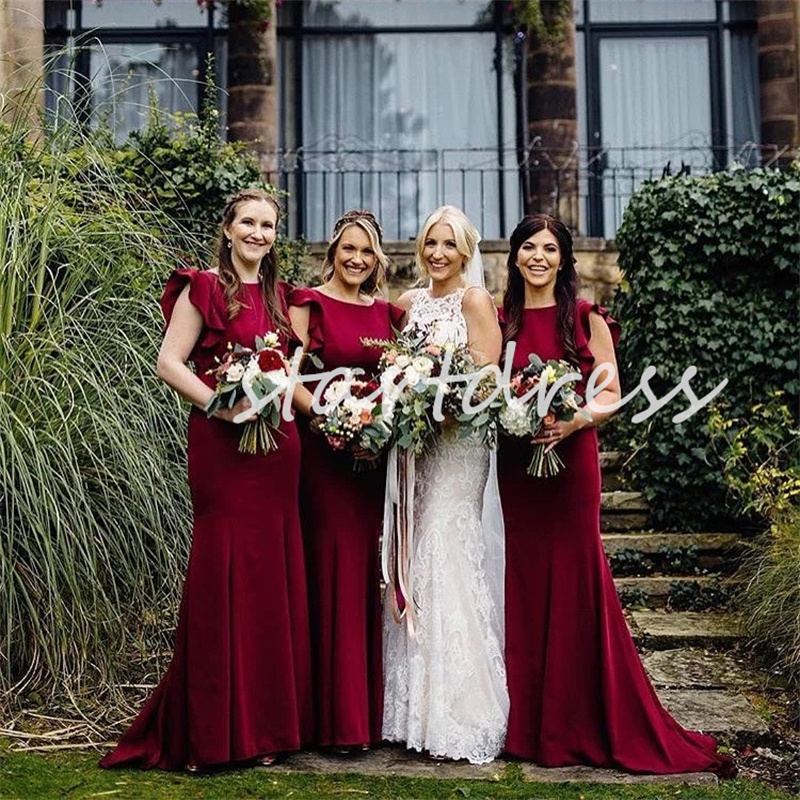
[289, 209, 402, 752]
[381, 205, 509, 764]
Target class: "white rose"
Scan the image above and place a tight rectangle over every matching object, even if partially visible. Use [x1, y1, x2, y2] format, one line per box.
[323, 380, 349, 405]
[225, 362, 245, 382]
[396, 354, 411, 368]
[265, 369, 290, 394]
[411, 356, 434, 375]
[404, 367, 421, 386]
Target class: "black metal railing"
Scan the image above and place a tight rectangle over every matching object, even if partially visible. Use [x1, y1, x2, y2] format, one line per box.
[264, 143, 793, 241]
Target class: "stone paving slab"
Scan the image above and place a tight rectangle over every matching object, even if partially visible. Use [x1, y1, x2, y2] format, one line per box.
[519, 763, 718, 785]
[630, 611, 742, 648]
[643, 648, 763, 690]
[273, 746, 719, 785]
[658, 689, 770, 737]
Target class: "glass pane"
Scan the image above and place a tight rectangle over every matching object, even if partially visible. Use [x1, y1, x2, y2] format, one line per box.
[295, 31, 518, 240]
[81, 0, 207, 29]
[89, 42, 199, 141]
[304, 0, 490, 29]
[728, 30, 760, 159]
[597, 36, 712, 235]
[589, 0, 716, 23]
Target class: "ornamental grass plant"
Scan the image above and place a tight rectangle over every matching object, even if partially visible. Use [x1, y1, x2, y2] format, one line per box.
[0, 83, 194, 719]
[709, 395, 800, 710]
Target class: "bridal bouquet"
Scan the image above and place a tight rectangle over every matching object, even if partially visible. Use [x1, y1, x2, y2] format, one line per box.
[499, 354, 583, 477]
[315, 376, 393, 466]
[204, 332, 290, 454]
[363, 324, 499, 455]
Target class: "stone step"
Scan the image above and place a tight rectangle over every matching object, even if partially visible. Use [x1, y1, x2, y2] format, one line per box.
[642, 648, 765, 691]
[616, 575, 738, 609]
[658, 689, 770, 738]
[628, 610, 742, 649]
[600, 490, 649, 532]
[603, 532, 743, 575]
[275, 746, 720, 785]
[599, 450, 624, 491]
[602, 532, 741, 555]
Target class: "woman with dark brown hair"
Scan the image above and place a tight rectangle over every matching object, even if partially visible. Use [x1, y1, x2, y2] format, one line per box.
[498, 213, 734, 776]
[100, 188, 312, 771]
[288, 210, 402, 753]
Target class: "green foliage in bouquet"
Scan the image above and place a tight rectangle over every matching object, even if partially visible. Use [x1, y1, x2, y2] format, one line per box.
[0, 88, 195, 716]
[709, 393, 800, 702]
[612, 162, 800, 529]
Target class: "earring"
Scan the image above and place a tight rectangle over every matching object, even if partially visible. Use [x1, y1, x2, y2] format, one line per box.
[227, 239, 232, 249]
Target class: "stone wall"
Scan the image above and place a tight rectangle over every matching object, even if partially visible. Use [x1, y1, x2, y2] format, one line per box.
[301, 237, 621, 306]
[0, 0, 44, 124]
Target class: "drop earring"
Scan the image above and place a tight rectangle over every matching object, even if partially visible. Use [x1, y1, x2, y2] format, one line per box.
[227, 239, 232, 249]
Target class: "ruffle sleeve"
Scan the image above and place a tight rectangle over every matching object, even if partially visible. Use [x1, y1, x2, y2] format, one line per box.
[575, 299, 621, 378]
[160, 268, 228, 351]
[286, 286, 325, 354]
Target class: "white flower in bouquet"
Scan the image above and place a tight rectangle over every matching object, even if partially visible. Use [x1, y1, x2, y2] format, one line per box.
[243, 357, 262, 383]
[262, 332, 280, 348]
[324, 380, 350, 406]
[395, 354, 411, 369]
[404, 366, 421, 386]
[342, 395, 373, 416]
[225, 362, 245, 383]
[264, 369, 290, 393]
[500, 397, 531, 437]
[411, 356, 434, 376]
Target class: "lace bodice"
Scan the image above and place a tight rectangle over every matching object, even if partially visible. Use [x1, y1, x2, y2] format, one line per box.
[407, 288, 468, 347]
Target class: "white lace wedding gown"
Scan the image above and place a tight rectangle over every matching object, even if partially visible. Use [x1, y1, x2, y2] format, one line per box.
[382, 287, 509, 764]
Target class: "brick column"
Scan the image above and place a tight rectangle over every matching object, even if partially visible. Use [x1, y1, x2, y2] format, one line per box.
[0, 0, 44, 124]
[756, 0, 800, 156]
[227, 0, 279, 163]
[524, 0, 579, 230]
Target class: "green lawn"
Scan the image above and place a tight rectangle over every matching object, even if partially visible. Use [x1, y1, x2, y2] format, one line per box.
[0, 749, 793, 800]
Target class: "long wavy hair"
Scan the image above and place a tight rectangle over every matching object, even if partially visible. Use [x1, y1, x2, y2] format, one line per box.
[414, 205, 479, 284]
[321, 209, 389, 295]
[502, 214, 580, 364]
[215, 187, 291, 338]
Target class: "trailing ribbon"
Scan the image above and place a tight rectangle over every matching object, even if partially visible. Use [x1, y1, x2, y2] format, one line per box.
[382, 444, 417, 637]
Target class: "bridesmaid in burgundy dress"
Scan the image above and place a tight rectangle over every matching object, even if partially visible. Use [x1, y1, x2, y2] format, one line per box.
[498, 214, 734, 776]
[288, 210, 402, 752]
[101, 188, 312, 771]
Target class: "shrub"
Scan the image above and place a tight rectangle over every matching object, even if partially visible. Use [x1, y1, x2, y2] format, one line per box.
[112, 94, 309, 286]
[612, 163, 800, 529]
[709, 394, 800, 698]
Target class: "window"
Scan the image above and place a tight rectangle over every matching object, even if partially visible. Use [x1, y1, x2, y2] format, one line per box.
[578, 0, 759, 236]
[276, 0, 520, 240]
[44, 0, 223, 142]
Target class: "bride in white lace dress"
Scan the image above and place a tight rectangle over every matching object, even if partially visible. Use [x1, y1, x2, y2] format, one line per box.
[382, 206, 509, 764]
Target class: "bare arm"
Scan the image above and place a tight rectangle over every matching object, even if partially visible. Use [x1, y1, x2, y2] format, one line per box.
[287, 303, 319, 418]
[462, 287, 502, 366]
[582, 310, 621, 426]
[156, 285, 254, 423]
[536, 310, 621, 448]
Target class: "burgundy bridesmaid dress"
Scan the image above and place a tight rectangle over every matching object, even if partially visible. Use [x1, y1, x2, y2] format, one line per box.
[498, 300, 734, 776]
[101, 269, 312, 770]
[288, 288, 402, 749]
